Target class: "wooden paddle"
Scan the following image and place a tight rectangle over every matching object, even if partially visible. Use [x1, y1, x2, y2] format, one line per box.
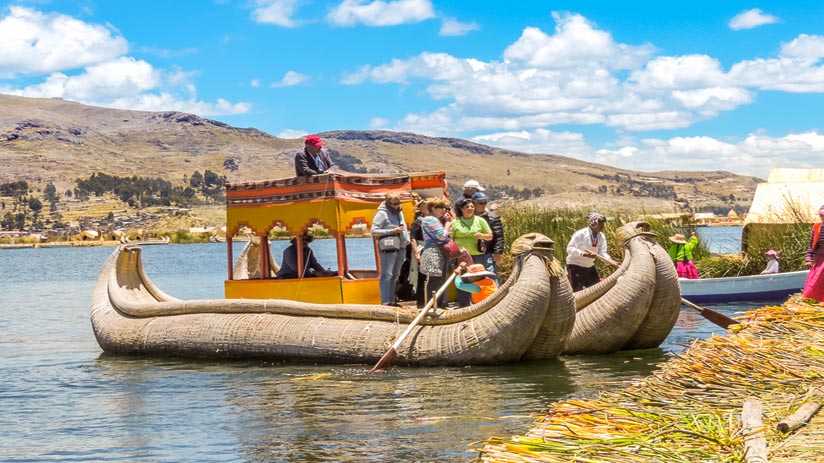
[680, 297, 739, 329]
[588, 251, 739, 329]
[369, 272, 457, 373]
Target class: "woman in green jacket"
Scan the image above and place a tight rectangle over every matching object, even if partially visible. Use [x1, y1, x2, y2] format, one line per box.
[668, 232, 699, 279]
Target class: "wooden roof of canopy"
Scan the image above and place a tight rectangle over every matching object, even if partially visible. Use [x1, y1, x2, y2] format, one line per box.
[225, 171, 447, 236]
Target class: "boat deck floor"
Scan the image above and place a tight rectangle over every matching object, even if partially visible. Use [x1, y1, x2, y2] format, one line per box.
[477, 294, 824, 462]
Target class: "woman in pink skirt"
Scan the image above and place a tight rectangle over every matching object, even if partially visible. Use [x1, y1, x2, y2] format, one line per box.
[668, 232, 699, 279]
[803, 205, 824, 302]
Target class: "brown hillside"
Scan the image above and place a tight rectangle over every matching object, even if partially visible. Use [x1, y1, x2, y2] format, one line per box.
[1, 94, 761, 216]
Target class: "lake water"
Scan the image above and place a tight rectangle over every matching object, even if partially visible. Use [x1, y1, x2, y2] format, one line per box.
[1, 230, 762, 462]
[695, 225, 743, 254]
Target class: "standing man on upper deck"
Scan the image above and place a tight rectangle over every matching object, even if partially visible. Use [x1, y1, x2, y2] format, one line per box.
[294, 134, 335, 176]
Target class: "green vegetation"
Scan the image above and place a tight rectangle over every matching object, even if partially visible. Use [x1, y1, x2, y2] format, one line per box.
[167, 230, 212, 244]
[76, 170, 225, 208]
[497, 206, 809, 280]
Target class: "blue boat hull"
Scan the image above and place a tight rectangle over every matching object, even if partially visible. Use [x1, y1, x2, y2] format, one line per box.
[679, 270, 809, 303]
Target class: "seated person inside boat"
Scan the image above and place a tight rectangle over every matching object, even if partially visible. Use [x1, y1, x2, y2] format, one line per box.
[276, 232, 333, 279]
[454, 263, 498, 304]
[761, 249, 780, 274]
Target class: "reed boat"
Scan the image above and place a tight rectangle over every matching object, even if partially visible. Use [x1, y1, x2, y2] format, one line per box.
[89, 171, 578, 365]
[563, 221, 682, 355]
[90, 233, 574, 365]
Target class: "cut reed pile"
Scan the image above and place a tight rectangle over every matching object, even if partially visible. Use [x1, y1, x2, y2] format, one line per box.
[477, 296, 824, 462]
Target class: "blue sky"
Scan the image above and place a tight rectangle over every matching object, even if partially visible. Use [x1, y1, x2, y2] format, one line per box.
[1, 1, 823, 179]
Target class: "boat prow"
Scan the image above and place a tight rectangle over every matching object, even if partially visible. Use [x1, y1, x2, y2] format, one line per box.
[563, 221, 681, 355]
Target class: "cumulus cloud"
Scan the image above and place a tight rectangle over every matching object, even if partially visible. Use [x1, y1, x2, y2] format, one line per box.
[729, 8, 778, 31]
[780, 34, 824, 61]
[628, 55, 726, 91]
[468, 128, 823, 178]
[0, 6, 127, 76]
[270, 70, 309, 87]
[503, 12, 654, 70]
[472, 129, 591, 156]
[349, 9, 824, 141]
[252, 0, 300, 27]
[0, 7, 250, 117]
[439, 17, 479, 36]
[328, 0, 435, 27]
[2, 57, 250, 116]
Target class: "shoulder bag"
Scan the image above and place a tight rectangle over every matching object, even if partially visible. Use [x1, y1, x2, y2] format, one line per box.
[378, 235, 401, 252]
[423, 226, 461, 260]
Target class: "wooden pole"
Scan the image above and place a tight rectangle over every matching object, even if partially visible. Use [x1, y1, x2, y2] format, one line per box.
[778, 399, 823, 433]
[742, 397, 767, 463]
[369, 272, 457, 373]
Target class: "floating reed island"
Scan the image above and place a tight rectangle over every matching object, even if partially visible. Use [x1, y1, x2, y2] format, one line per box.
[477, 295, 824, 463]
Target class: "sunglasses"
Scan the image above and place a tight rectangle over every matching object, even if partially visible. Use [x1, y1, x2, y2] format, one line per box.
[475, 201, 488, 205]
[388, 202, 401, 206]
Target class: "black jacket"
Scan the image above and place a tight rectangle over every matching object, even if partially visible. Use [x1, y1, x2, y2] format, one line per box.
[480, 210, 505, 254]
[294, 148, 334, 176]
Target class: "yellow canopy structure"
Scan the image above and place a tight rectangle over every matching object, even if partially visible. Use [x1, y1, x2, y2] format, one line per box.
[224, 172, 448, 304]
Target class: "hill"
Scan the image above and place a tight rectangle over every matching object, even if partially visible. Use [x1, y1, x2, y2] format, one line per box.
[0, 94, 762, 229]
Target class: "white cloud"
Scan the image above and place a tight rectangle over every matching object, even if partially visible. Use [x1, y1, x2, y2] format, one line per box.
[671, 87, 753, 115]
[370, 117, 390, 128]
[780, 34, 824, 61]
[628, 55, 726, 91]
[503, 12, 654, 70]
[0, 6, 127, 76]
[2, 55, 250, 117]
[5, 57, 159, 100]
[251, 79, 260, 88]
[252, 0, 300, 27]
[729, 57, 824, 92]
[472, 129, 590, 155]
[270, 70, 309, 87]
[471, 129, 824, 178]
[439, 17, 479, 36]
[277, 129, 309, 139]
[0, 7, 251, 117]
[348, 7, 824, 138]
[729, 8, 778, 31]
[328, 0, 435, 27]
[105, 94, 251, 116]
[341, 65, 372, 85]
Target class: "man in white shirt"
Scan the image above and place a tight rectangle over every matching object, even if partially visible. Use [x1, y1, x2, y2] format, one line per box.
[565, 212, 619, 291]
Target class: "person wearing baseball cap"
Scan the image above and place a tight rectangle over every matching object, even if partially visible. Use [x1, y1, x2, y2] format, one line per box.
[294, 134, 335, 176]
[453, 179, 484, 215]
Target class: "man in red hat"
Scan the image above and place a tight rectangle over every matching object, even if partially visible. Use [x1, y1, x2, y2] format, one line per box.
[294, 134, 335, 176]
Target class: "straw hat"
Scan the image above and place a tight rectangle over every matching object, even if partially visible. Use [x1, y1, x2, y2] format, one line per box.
[460, 263, 494, 282]
[668, 233, 687, 244]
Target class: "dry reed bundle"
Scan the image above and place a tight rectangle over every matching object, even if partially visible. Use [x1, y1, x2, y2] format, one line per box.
[477, 296, 824, 462]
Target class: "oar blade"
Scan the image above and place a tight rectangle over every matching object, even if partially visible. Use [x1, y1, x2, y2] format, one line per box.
[699, 307, 737, 329]
[369, 347, 397, 373]
[681, 297, 739, 329]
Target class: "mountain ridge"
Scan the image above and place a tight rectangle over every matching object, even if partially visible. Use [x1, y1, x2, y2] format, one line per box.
[0, 94, 761, 215]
